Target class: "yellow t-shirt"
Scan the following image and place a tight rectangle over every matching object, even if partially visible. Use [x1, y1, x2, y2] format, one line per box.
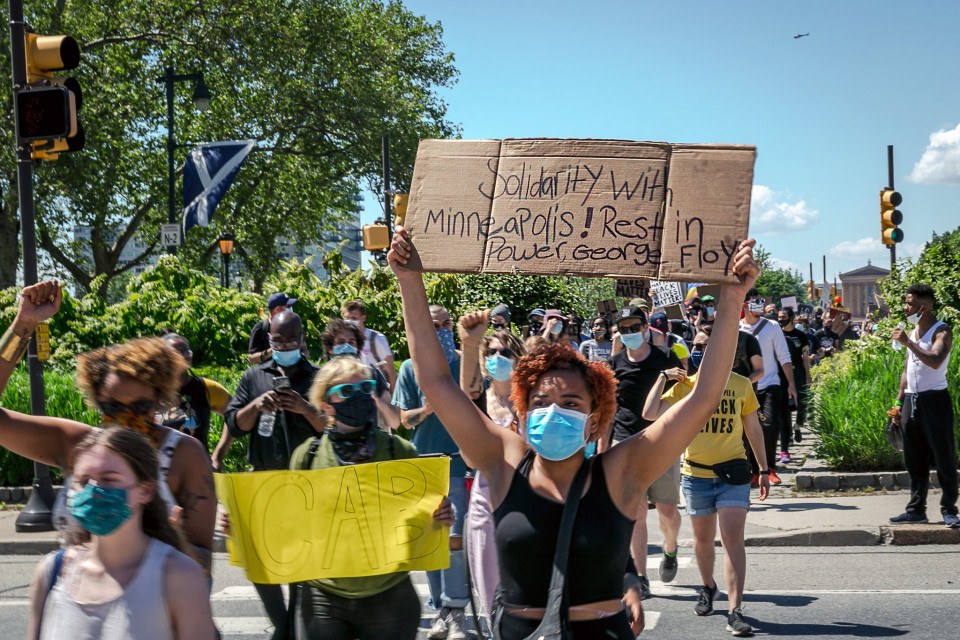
[663, 372, 759, 478]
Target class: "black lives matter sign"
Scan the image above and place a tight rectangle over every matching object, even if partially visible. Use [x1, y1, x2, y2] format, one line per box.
[403, 139, 755, 283]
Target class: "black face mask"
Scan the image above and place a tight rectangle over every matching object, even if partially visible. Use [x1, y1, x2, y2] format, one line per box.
[332, 393, 377, 430]
[765, 312, 778, 321]
[779, 319, 790, 327]
[529, 321, 542, 334]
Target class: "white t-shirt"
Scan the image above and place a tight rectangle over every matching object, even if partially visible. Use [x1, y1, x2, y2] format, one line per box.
[739, 317, 792, 391]
[361, 328, 393, 368]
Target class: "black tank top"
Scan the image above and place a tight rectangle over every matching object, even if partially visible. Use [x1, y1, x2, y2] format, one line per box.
[493, 451, 635, 607]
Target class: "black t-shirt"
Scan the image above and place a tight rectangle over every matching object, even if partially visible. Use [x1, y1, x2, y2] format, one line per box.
[782, 327, 808, 369]
[838, 326, 859, 348]
[248, 318, 270, 354]
[733, 330, 762, 379]
[816, 328, 838, 352]
[609, 347, 681, 441]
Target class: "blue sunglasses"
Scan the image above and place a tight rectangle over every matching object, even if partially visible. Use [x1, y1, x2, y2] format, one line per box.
[327, 380, 376, 400]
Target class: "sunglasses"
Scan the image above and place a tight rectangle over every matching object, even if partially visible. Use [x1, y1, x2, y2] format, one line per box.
[327, 380, 376, 400]
[485, 347, 515, 358]
[692, 343, 707, 352]
[97, 399, 157, 416]
[618, 323, 647, 334]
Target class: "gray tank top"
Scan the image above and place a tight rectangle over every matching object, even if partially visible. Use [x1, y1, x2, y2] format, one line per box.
[38, 539, 176, 640]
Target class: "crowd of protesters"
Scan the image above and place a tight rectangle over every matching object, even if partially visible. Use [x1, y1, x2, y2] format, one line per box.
[0, 229, 953, 639]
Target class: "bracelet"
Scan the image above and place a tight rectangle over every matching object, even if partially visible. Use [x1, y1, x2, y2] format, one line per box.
[0, 326, 31, 363]
[759, 470, 771, 475]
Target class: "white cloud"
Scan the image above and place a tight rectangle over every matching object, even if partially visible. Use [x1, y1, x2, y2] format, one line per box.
[750, 185, 819, 235]
[769, 257, 799, 271]
[909, 123, 960, 184]
[828, 237, 924, 261]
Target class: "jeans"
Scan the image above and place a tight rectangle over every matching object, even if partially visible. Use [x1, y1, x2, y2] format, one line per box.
[903, 390, 959, 517]
[427, 474, 470, 610]
[298, 577, 420, 640]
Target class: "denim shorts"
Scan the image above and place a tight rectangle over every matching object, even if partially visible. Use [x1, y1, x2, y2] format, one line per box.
[681, 474, 750, 516]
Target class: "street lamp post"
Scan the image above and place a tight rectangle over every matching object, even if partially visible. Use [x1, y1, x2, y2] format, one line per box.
[156, 67, 211, 254]
[218, 232, 235, 287]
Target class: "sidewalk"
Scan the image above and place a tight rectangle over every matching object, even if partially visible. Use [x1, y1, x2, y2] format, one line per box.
[2, 430, 958, 554]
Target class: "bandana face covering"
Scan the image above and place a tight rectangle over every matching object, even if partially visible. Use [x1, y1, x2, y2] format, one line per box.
[328, 426, 377, 464]
[98, 400, 162, 446]
[437, 328, 458, 364]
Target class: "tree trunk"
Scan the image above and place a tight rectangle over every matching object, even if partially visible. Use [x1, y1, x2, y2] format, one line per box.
[0, 180, 20, 288]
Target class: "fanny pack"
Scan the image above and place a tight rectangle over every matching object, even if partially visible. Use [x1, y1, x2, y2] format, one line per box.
[686, 457, 752, 485]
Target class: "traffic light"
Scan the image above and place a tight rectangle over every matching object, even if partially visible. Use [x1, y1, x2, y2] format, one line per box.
[806, 280, 815, 301]
[16, 32, 84, 160]
[361, 193, 408, 251]
[880, 189, 903, 246]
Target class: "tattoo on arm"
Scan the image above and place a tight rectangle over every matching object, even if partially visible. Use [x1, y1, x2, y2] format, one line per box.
[403, 408, 430, 429]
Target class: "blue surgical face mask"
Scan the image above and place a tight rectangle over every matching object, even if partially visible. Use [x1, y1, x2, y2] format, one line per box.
[525, 404, 590, 461]
[333, 343, 358, 357]
[584, 440, 597, 459]
[550, 322, 564, 335]
[273, 348, 302, 367]
[67, 484, 133, 537]
[621, 331, 646, 350]
[485, 354, 514, 382]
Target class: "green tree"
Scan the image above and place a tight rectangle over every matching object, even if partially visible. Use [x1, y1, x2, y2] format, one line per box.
[879, 225, 960, 325]
[1, 0, 459, 295]
[753, 245, 806, 303]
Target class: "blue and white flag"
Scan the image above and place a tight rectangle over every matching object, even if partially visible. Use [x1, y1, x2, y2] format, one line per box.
[182, 140, 256, 234]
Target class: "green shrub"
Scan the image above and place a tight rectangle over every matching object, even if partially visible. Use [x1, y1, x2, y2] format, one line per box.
[810, 329, 960, 471]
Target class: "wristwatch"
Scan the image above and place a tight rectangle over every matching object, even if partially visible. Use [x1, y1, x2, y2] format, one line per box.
[759, 470, 771, 476]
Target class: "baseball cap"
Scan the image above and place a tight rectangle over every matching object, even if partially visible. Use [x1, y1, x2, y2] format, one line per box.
[649, 311, 669, 333]
[527, 308, 546, 320]
[268, 293, 297, 310]
[700, 295, 716, 304]
[617, 306, 648, 323]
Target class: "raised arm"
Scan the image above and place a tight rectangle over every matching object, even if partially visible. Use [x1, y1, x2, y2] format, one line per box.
[389, 229, 511, 474]
[0, 281, 91, 470]
[607, 241, 760, 494]
[459, 311, 487, 401]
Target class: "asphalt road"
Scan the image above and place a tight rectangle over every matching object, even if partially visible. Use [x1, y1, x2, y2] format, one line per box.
[1, 546, 958, 639]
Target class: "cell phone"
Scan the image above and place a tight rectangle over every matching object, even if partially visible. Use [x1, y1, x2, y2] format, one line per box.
[272, 376, 291, 392]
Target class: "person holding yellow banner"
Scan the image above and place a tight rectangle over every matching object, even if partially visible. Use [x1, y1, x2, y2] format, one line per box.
[389, 228, 760, 640]
[287, 356, 453, 640]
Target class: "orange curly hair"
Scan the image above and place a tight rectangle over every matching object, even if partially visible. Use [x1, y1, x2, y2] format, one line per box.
[76, 337, 187, 406]
[510, 343, 617, 443]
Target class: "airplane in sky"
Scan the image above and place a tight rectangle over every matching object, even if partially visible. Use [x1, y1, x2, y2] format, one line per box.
[794, 32, 810, 39]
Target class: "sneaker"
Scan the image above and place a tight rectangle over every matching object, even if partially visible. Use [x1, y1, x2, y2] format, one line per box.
[750, 473, 759, 488]
[943, 513, 960, 529]
[426, 608, 450, 640]
[889, 512, 928, 524]
[446, 608, 467, 640]
[768, 470, 782, 486]
[694, 582, 719, 616]
[793, 425, 803, 443]
[726, 607, 753, 636]
[638, 575, 651, 600]
[779, 451, 791, 464]
[659, 552, 678, 583]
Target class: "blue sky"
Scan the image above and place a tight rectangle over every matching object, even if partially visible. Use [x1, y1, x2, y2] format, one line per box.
[361, 0, 960, 284]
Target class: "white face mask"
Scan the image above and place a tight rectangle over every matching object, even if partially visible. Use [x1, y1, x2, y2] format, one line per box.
[906, 305, 924, 326]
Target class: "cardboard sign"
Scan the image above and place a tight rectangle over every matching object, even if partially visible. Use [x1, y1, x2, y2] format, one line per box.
[615, 278, 650, 299]
[404, 139, 755, 283]
[663, 304, 685, 320]
[215, 458, 450, 584]
[650, 280, 685, 308]
[597, 299, 619, 319]
[780, 296, 798, 311]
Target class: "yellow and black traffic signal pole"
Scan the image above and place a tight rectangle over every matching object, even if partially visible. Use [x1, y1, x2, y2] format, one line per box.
[8, 0, 62, 531]
[882, 145, 903, 270]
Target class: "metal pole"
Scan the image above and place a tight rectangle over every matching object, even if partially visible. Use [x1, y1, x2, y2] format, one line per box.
[381, 135, 392, 235]
[165, 66, 177, 255]
[224, 252, 231, 288]
[9, 0, 54, 531]
[887, 145, 896, 268]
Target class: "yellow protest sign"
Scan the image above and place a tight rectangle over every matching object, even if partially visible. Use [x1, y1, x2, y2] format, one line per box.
[215, 457, 450, 584]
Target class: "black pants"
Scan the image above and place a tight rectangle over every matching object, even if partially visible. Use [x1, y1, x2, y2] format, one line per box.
[298, 577, 421, 640]
[778, 379, 808, 453]
[903, 390, 959, 517]
[497, 610, 634, 640]
[253, 582, 291, 640]
[749, 385, 783, 473]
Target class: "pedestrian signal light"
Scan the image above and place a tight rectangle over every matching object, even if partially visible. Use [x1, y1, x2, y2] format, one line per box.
[35, 322, 51, 362]
[393, 193, 409, 227]
[362, 225, 390, 251]
[880, 189, 903, 246]
[18, 33, 84, 159]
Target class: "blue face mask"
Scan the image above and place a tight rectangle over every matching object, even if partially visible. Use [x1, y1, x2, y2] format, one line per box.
[550, 322, 564, 335]
[273, 348, 302, 367]
[437, 328, 458, 363]
[333, 343, 358, 357]
[689, 351, 704, 369]
[621, 331, 646, 350]
[67, 484, 133, 537]
[485, 354, 514, 382]
[525, 404, 590, 461]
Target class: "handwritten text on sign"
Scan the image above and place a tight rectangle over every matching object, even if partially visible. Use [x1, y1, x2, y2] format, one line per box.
[215, 458, 450, 584]
[405, 140, 755, 283]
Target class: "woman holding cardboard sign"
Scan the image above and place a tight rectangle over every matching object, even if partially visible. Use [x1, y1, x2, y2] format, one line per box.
[389, 227, 760, 639]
